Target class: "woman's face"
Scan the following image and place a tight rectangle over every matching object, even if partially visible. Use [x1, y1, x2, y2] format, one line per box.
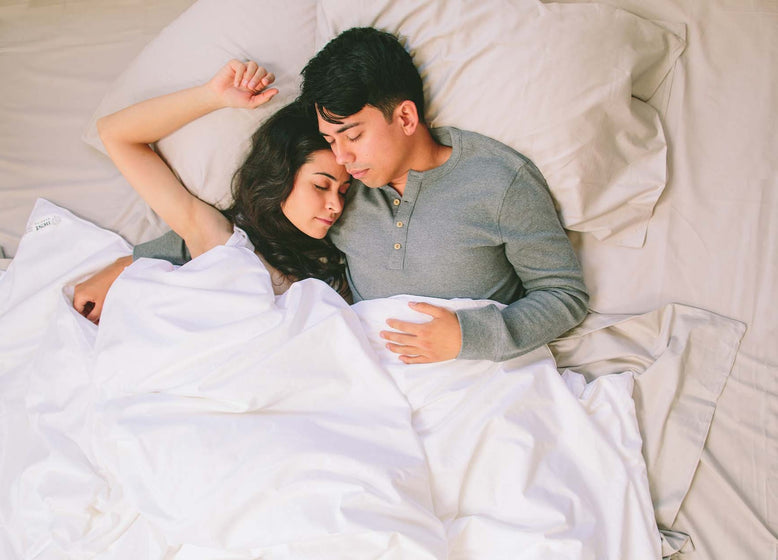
[281, 149, 352, 239]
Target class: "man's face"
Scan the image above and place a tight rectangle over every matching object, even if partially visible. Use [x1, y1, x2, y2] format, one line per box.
[317, 104, 411, 189]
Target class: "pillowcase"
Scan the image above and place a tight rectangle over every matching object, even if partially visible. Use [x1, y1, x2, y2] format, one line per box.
[316, 0, 685, 247]
[82, 0, 318, 210]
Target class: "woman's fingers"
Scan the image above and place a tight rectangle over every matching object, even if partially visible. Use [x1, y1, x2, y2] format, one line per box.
[248, 87, 279, 108]
[217, 60, 278, 108]
[224, 59, 276, 91]
[247, 68, 275, 92]
[242, 60, 258, 88]
[228, 59, 247, 88]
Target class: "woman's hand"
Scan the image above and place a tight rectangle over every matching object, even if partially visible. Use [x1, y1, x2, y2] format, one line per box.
[72, 255, 132, 324]
[207, 59, 279, 109]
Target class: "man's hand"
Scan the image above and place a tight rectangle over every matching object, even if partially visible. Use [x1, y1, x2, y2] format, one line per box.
[72, 255, 132, 324]
[381, 302, 462, 364]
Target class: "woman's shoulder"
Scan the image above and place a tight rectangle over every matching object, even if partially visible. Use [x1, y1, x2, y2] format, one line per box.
[232, 227, 294, 296]
[225, 225, 255, 251]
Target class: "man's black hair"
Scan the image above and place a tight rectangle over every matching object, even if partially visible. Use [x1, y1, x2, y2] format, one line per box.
[299, 27, 426, 124]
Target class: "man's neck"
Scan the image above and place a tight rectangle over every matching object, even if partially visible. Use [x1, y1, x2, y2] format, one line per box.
[388, 126, 452, 196]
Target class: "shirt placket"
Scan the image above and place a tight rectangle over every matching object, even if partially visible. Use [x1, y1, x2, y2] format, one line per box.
[386, 178, 419, 271]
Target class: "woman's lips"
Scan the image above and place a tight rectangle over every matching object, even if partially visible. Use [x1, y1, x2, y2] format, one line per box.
[316, 217, 334, 226]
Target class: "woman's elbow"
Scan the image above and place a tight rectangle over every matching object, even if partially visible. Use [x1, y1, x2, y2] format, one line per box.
[96, 115, 113, 146]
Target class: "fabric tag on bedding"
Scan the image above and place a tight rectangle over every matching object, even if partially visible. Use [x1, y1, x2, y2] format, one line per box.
[26, 215, 61, 233]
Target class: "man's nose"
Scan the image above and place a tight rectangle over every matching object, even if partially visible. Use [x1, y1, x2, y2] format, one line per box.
[331, 139, 354, 165]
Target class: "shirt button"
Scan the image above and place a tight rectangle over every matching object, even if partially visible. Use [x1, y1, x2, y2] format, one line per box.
[394, 243, 402, 250]
[396, 221, 403, 228]
[393, 199, 401, 206]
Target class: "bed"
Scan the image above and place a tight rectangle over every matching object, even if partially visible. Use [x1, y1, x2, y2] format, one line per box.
[0, 1, 774, 559]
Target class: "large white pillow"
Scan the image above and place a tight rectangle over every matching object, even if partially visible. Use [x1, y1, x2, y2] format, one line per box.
[316, 0, 685, 247]
[82, 0, 318, 210]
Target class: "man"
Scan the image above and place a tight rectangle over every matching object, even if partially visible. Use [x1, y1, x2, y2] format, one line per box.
[76, 27, 588, 364]
[297, 27, 588, 363]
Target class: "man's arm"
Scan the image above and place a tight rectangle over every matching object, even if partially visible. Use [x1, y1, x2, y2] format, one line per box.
[382, 161, 588, 363]
[455, 162, 588, 361]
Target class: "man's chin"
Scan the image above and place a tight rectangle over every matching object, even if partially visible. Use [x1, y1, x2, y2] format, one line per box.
[355, 173, 382, 188]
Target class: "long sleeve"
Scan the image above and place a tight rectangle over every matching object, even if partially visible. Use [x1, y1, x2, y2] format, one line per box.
[455, 162, 589, 361]
[133, 229, 191, 266]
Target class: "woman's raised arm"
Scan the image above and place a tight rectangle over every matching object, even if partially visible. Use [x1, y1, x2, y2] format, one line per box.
[97, 60, 278, 257]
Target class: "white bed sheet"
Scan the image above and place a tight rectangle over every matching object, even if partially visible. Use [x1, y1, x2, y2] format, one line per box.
[1, 199, 662, 559]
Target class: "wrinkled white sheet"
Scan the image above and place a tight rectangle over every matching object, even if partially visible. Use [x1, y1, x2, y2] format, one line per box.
[0, 200, 661, 559]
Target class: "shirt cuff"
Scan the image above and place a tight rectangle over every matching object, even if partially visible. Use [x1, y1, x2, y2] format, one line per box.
[455, 304, 507, 361]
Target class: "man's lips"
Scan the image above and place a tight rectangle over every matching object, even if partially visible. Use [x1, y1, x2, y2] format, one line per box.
[316, 217, 335, 226]
[348, 168, 368, 179]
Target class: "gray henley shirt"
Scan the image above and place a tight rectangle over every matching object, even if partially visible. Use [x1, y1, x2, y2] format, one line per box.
[329, 127, 588, 360]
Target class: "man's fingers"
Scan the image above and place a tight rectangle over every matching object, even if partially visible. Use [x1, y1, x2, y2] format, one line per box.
[385, 341, 418, 356]
[385, 318, 422, 334]
[385, 342, 430, 363]
[380, 329, 417, 344]
[399, 354, 431, 365]
[408, 301, 447, 317]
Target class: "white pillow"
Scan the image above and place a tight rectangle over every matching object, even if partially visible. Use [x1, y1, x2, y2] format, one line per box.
[82, 0, 318, 210]
[316, 0, 685, 247]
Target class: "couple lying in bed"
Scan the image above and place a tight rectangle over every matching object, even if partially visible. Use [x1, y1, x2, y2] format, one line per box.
[75, 27, 589, 364]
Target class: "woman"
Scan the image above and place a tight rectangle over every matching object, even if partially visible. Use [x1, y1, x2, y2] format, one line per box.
[74, 60, 351, 322]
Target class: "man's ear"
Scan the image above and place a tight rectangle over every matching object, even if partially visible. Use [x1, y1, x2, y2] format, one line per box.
[394, 100, 420, 136]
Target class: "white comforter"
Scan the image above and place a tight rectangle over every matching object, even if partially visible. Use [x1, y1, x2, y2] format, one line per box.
[0, 200, 661, 559]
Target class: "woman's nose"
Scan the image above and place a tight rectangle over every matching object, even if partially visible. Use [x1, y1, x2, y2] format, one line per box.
[326, 191, 343, 214]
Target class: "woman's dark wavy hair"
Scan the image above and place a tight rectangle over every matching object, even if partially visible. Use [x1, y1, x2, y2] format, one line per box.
[299, 27, 426, 124]
[222, 101, 349, 297]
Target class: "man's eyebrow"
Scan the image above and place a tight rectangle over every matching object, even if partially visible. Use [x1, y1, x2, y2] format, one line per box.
[320, 121, 360, 138]
[336, 122, 361, 134]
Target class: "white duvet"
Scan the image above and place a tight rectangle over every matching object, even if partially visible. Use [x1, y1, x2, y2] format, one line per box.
[0, 200, 661, 559]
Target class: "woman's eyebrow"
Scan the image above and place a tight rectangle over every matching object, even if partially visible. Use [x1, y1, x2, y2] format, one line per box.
[314, 172, 336, 180]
